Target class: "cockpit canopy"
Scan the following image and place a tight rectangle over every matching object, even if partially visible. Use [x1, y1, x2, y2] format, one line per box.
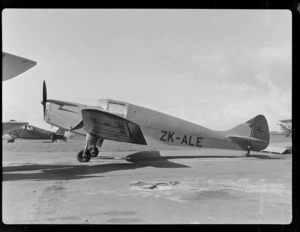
[22, 125, 33, 131]
[97, 99, 127, 118]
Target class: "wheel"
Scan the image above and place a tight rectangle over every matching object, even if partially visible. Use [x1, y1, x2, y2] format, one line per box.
[77, 149, 91, 162]
[88, 146, 99, 157]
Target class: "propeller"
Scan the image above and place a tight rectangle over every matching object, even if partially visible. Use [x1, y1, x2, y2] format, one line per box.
[41, 80, 47, 117]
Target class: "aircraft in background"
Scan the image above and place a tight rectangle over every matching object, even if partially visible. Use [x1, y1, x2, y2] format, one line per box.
[2, 52, 37, 134]
[7, 124, 68, 143]
[41, 81, 270, 162]
[278, 119, 292, 137]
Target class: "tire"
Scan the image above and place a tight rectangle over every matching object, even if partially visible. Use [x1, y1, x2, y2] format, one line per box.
[89, 146, 99, 157]
[77, 149, 91, 162]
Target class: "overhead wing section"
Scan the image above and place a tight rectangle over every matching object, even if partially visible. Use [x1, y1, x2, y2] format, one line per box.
[81, 108, 147, 145]
[228, 135, 269, 151]
[2, 52, 37, 81]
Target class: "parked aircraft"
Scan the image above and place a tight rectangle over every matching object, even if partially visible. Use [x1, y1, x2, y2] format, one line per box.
[7, 124, 68, 143]
[2, 52, 37, 134]
[41, 81, 270, 162]
[278, 119, 292, 137]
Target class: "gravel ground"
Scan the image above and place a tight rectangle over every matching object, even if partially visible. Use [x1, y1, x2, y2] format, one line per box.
[2, 135, 292, 224]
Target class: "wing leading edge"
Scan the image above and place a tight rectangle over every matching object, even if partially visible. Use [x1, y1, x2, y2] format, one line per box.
[81, 108, 147, 145]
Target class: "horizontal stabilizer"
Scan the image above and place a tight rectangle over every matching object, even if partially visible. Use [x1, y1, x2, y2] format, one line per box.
[228, 135, 268, 144]
[227, 135, 269, 151]
[81, 108, 147, 145]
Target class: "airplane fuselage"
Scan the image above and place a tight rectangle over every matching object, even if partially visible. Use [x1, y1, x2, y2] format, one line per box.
[125, 103, 238, 150]
[9, 126, 52, 140]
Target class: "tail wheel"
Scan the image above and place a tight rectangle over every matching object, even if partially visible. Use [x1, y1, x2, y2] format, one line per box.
[77, 149, 91, 162]
[88, 146, 99, 157]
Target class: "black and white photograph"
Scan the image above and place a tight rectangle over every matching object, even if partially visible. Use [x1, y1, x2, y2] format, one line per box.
[2, 9, 292, 224]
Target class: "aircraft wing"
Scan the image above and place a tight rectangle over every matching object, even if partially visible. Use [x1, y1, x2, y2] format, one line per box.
[81, 108, 147, 145]
[2, 121, 28, 134]
[262, 146, 292, 154]
[2, 52, 37, 81]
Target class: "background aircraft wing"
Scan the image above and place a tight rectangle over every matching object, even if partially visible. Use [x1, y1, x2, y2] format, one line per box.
[262, 146, 292, 155]
[81, 108, 147, 145]
[2, 121, 28, 134]
[2, 52, 37, 81]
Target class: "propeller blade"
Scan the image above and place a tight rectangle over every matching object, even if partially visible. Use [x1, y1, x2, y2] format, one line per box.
[41, 80, 47, 117]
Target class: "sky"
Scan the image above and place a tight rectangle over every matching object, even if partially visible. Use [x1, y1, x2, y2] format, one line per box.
[2, 9, 291, 131]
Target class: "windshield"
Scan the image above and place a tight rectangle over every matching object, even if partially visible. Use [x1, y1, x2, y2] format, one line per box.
[107, 102, 126, 118]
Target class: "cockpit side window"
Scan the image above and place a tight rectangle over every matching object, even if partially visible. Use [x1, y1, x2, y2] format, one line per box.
[107, 102, 126, 117]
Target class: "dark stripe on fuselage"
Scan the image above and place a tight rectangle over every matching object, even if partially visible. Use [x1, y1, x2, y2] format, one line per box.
[58, 105, 79, 114]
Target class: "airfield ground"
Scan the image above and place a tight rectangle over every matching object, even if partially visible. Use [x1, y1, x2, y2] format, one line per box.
[2, 135, 292, 224]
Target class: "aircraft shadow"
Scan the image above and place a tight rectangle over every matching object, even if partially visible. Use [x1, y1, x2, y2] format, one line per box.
[127, 151, 284, 160]
[126, 152, 239, 161]
[2, 151, 189, 182]
[2, 151, 285, 182]
[248, 154, 286, 160]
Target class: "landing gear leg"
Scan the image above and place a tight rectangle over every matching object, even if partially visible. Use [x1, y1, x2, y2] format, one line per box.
[246, 145, 251, 157]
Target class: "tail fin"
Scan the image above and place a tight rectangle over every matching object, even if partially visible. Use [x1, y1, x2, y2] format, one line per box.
[226, 115, 270, 151]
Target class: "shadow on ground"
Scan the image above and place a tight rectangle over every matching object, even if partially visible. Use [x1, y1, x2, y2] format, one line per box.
[2, 151, 189, 181]
[2, 151, 285, 182]
[248, 154, 286, 160]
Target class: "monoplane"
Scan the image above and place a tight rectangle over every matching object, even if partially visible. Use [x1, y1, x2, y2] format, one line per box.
[7, 124, 67, 143]
[41, 81, 270, 162]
